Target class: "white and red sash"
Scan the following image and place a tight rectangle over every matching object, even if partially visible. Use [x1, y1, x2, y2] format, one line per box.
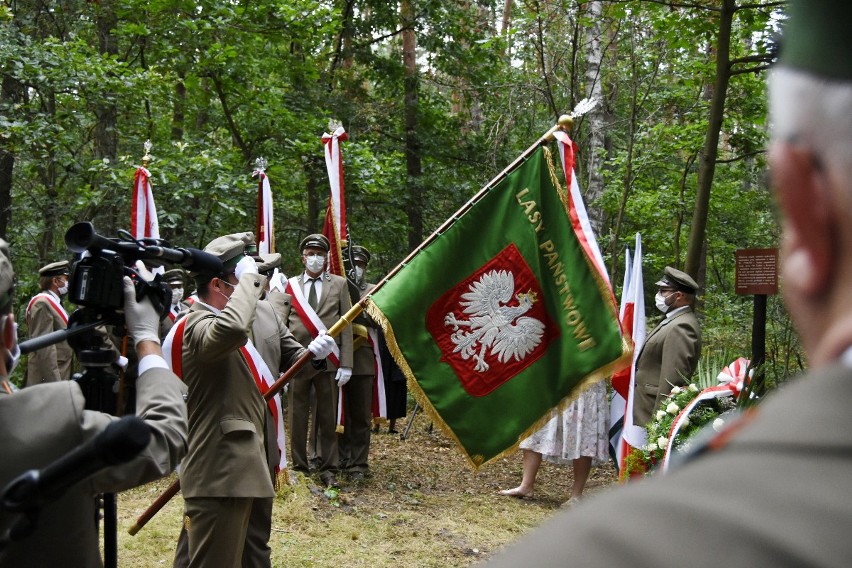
[162, 315, 288, 472]
[26, 292, 69, 326]
[368, 329, 387, 419]
[284, 276, 340, 367]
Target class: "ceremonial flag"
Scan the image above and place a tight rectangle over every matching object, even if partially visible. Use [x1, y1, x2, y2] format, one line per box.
[608, 233, 647, 473]
[365, 144, 630, 468]
[322, 126, 348, 277]
[254, 160, 275, 254]
[131, 164, 159, 240]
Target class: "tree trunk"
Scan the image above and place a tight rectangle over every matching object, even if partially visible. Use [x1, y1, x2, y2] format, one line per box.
[684, 0, 735, 281]
[93, 0, 119, 232]
[0, 75, 23, 241]
[582, 0, 605, 236]
[401, 0, 423, 253]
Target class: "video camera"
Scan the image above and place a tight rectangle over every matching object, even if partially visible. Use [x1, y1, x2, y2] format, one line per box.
[64, 221, 222, 322]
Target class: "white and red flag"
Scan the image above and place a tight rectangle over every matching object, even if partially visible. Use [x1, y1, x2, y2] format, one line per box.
[608, 233, 647, 474]
[322, 125, 348, 277]
[131, 160, 159, 241]
[254, 158, 275, 255]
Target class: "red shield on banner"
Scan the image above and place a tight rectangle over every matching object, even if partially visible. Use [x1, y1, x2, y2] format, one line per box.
[426, 243, 560, 397]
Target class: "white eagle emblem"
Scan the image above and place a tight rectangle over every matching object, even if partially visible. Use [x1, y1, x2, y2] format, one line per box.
[443, 269, 546, 372]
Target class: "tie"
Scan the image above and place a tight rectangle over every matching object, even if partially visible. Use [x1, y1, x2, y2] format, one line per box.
[308, 278, 318, 310]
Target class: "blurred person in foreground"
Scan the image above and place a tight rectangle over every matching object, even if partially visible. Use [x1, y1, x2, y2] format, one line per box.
[0, 240, 188, 567]
[486, 2, 852, 566]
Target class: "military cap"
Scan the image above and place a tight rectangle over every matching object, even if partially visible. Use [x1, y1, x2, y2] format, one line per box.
[0, 239, 13, 310]
[778, 1, 852, 81]
[300, 233, 330, 253]
[203, 233, 249, 273]
[256, 253, 281, 274]
[163, 268, 186, 285]
[350, 245, 371, 264]
[655, 266, 699, 295]
[38, 260, 70, 277]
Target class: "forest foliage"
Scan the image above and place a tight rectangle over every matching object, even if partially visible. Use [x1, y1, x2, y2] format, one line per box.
[0, 1, 798, 383]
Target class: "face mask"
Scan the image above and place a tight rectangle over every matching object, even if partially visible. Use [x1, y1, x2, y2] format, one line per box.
[355, 267, 364, 282]
[655, 292, 675, 314]
[305, 255, 325, 273]
[57, 281, 69, 296]
[171, 288, 184, 306]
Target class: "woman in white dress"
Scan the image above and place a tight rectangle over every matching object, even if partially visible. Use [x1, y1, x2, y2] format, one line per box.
[499, 379, 609, 506]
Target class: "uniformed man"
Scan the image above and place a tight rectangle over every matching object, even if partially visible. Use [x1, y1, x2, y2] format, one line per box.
[486, 2, 852, 565]
[159, 268, 190, 339]
[169, 234, 335, 567]
[0, 239, 188, 567]
[285, 234, 353, 488]
[633, 266, 702, 426]
[339, 245, 378, 481]
[25, 260, 73, 385]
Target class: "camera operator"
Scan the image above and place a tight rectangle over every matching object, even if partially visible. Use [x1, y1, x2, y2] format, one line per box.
[0, 239, 188, 567]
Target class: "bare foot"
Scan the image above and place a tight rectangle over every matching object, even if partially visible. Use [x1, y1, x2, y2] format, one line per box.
[499, 486, 534, 499]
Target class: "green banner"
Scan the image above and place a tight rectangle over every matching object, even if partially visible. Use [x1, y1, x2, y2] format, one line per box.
[367, 146, 629, 468]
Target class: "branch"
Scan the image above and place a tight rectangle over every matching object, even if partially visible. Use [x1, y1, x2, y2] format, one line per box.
[715, 149, 766, 164]
[729, 54, 773, 66]
[735, 2, 785, 11]
[730, 64, 771, 76]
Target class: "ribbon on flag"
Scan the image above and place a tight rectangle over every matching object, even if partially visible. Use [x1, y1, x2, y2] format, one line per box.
[322, 126, 348, 277]
[131, 165, 160, 241]
[253, 161, 275, 255]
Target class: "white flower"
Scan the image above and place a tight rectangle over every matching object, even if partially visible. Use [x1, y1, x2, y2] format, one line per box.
[666, 402, 680, 415]
[646, 442, 658, 451]
[657, 436, 668, 448]
[656, 410, 666, 421]
[713, 418, 725, 432]
[670, 386, 682, 395]
[688, 383, 699, 393]
[681, 416, 691, 428]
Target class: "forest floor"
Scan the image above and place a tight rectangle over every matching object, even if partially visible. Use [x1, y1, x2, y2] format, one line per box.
[115, 408, 620, 567]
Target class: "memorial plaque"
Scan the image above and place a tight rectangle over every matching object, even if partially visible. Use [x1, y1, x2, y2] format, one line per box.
[735, 248, 778, 295]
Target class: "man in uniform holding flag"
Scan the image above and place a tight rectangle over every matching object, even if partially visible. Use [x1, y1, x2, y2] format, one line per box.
[25, 260, 73, 385]
[285, 233, 353, 488]
[168, 234, 335, 567]
[339, 245, 379, 481]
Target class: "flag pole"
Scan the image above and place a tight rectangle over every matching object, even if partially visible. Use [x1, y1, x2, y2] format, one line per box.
[129, 116, 573, 534]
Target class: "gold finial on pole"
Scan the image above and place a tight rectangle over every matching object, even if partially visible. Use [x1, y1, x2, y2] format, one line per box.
[142, 139, 152, 167]
[557, 114, 574, 132]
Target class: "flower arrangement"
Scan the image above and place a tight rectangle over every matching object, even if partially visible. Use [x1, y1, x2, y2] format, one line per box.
[618, 354, 747, 481]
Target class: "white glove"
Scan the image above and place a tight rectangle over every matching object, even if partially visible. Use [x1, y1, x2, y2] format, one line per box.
[122, 276, 161, 346]
[335, 367, 352, 387]
[235, 255, 258, 280]
[134, 260, 155, 282]
[307, 330, 336, 359]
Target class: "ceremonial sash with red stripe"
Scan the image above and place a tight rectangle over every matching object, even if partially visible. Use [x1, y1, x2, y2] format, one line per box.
[284, 277, 340, 367]
[26, 293, 69, 325]
[162, 315, 288, 471]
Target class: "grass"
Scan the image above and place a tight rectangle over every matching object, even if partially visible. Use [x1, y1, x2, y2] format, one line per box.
[112, 411, 618, 567]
